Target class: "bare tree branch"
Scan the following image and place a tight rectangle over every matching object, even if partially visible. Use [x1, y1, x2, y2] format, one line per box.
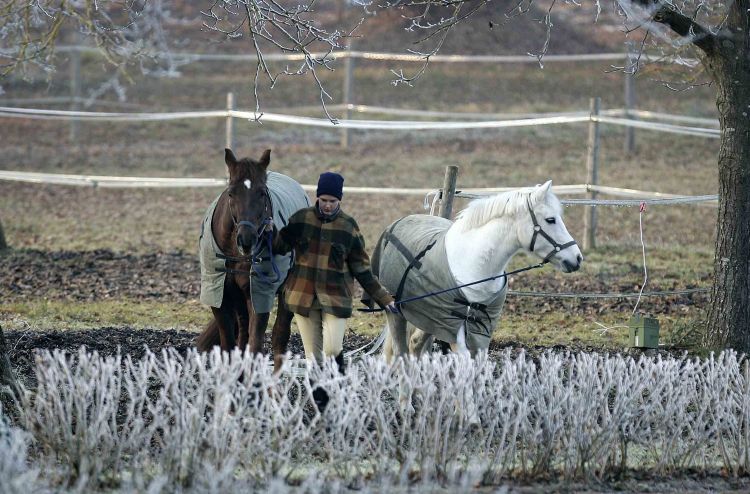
[201, 0, 364, 119]
[0, 0, 185, 99]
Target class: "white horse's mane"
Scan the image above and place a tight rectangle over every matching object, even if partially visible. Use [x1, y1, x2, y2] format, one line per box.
[455, 187, 561, 232]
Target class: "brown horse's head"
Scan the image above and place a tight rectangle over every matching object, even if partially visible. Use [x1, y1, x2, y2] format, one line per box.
[224, 148, 272, 256]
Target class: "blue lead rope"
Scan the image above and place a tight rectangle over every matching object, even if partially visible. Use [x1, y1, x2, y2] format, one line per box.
[358, 261, 546, 313]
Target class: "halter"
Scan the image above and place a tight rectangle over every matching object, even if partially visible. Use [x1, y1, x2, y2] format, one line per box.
[231, 185, 272, 234]
[221, 184, 282, 283]
[526, 197, 578, 264]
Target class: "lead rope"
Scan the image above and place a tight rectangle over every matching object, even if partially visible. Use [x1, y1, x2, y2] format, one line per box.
[358, 261, 546, 313]
[251, 220, 281, 283]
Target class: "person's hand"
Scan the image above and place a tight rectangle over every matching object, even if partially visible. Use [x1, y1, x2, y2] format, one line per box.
[264, 219, 273, 232]
[385, 302, 400, 314]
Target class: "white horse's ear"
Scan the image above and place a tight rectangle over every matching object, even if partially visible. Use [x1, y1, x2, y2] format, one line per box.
[533, 180, 553, 202]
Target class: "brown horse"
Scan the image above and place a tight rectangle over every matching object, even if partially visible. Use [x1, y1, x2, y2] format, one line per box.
[195, 148, 309, 370]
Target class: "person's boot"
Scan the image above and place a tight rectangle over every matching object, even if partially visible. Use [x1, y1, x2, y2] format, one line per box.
[311, 382, 330, 413]
[334, 352, 347, 376]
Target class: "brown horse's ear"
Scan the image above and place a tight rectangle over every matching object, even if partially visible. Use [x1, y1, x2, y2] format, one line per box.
[225, 148, 238, 166]
[258, 149, 271, 170]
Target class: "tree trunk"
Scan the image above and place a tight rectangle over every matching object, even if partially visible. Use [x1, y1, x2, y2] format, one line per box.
[703, 28, 750, 351]
[0, 324, 20, 400]
[0, 218, 6, 250]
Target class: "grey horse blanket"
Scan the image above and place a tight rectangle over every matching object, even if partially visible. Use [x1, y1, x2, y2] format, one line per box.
[370, 214, 507, 353]
[199, 171, 310, 312]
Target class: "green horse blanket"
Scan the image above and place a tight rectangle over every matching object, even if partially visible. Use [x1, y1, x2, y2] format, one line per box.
[199, 171, 310, 312]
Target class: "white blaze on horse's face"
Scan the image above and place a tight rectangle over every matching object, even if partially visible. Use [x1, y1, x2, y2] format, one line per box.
[521, 181, 583, 273]
[244, 179, 252, 190]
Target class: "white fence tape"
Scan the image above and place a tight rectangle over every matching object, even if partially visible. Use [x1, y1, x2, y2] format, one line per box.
[457, 185, 717, 206]
[0, 106, 227, 121]
[0, 170, 718, 206]
[625, 109, 719, 127]
[0, 106, 721, 136]
[238, 111, 592, 130]
[0, 170, 434, 194]
[55, 46, 699, 65]
[345, 105, 623, 120]
[593, 115, 720, 138]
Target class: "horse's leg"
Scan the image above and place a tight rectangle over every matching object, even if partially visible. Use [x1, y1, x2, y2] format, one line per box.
[408, 327, 434, 358]
[271, 292, 293, 372]
[386, 313, 416, 415]
[234, 278, 253, 354]
[248, 311, 270, 355]
[448, 323, 479, 426]
[382, 326, 393, 363]
[195, 318, 221, 351]
[211, 305, 236, 352]
[235, 301, 251, 354]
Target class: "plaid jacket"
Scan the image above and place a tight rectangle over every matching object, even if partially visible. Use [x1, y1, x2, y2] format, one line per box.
[273, 205, 394, 318]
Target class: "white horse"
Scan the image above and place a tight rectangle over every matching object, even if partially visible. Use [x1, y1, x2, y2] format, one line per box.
[369, 181, 583, 361]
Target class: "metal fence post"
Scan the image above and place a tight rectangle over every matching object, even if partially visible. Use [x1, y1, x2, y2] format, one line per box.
[583, 97, 601, 251]
[438, 165, 459, 220]
[340, 42, 355, 149]
[225, 92, 235, 150]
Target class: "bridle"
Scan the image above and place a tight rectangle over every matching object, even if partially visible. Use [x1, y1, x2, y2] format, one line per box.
[231, 184, 273, 238]
[526, 197, 578, 264]
[222, 184, 281, 283]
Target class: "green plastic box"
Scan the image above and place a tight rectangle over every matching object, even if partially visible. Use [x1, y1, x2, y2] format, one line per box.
[629, 314, 660, 349]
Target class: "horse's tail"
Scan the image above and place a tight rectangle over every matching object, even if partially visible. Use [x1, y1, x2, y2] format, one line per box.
[195, 319, 221, 352]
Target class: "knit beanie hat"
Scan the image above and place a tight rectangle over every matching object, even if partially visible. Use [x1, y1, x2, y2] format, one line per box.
[316, 172, 344, 200]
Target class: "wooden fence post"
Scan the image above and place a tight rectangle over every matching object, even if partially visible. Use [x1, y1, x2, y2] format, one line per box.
[583, 97, 601, 251]
[225, 92, 235, 150]
[439, 165, 459, 219]
[69, 44, 81, 144]
[340, 42, 355, 149]
[624, 59, 636, 154]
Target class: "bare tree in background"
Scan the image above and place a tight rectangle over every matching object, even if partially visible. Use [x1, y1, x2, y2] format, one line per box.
[0, 0, 184, 99]
[2, 0, 749, 352]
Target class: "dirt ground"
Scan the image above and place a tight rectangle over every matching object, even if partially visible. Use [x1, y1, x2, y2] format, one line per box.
[0, 247, 708, 320]
[1, 246, 707, 382]
[1, 248, 747, 493]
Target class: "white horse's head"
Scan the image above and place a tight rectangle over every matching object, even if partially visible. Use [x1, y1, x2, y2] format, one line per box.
[517, 181, 583, 273]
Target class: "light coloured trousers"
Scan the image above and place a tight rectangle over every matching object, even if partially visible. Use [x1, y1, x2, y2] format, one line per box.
[295, 308, 347, 364]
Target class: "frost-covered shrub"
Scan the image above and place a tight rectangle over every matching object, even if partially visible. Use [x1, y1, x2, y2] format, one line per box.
[10, 347, 750, 491]
[0, 408, 37, 494]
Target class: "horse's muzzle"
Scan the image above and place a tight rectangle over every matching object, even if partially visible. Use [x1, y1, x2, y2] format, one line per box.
[236, 230, 258, 256]
[562, 254, 583, 273]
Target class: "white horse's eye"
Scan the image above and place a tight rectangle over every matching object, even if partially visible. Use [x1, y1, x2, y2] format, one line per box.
[545, 217, 556, 224]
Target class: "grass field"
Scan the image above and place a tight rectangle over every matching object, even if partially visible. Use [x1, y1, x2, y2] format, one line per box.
[0, 53, 720, 351]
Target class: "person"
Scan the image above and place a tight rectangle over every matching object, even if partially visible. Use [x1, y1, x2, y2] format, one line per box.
[272, 172, 398, 377]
